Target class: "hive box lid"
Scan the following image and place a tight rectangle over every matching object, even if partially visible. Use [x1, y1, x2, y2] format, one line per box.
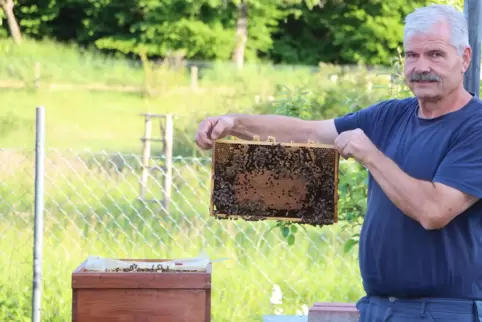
[307, 302, 359, 322]
[72, 258, 212, 290]
[309, 302, 358, 312]
[263, 315, 308, 322]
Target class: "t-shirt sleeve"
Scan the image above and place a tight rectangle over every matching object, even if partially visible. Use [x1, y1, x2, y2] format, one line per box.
[433, 125, 482, 199]
[333, 99, 398, 137]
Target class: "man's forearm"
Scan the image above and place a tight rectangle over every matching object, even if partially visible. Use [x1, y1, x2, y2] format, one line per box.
[365, 151, 440, 229]
[228, 114, 337, 144]
[229, 114, 314, 142]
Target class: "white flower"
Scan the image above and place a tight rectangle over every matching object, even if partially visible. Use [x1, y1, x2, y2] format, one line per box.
[274, 307, 284, 315]
[296, 304, 309, 315]
[269, 284, 283, 305]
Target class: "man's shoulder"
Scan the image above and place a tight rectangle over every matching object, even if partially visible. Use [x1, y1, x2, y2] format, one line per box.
[454, 97, 482, 130]
[370, 96, 417, 112]
[443, 97, 482, 148]
[464, 97, 482, 118]
[364, 97, 417, 120]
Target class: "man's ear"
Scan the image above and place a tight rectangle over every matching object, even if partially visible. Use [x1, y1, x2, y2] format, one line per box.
[462, 46, 472, 73]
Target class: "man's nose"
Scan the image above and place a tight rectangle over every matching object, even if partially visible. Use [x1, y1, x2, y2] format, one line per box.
[414, 57, 431, 73]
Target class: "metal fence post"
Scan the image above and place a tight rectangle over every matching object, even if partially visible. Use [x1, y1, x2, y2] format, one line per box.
[32, 106, 45, 322]
[464, 0, 481, 97]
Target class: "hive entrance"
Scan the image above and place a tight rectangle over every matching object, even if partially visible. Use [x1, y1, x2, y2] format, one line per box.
[210, 138, 340, 226]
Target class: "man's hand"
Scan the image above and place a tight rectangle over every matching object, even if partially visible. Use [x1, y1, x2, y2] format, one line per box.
[334, 128, 380, 165]
[194, 116, 235, 150]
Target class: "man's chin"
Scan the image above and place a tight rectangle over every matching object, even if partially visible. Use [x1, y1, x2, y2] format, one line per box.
[415, 94, 443, 102]
[410, 88, 442, 101]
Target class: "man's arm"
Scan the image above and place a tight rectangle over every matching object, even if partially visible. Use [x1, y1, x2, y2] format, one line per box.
[365, 151, 479, 230]
[334, 126, 482, 230]
[195, 114, 341, 150]
[229, 114, 338, 144]
[195, 99, 385, 150]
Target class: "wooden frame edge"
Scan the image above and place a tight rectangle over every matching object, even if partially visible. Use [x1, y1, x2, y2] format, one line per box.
[209, 142, 217, 218]
[214, 138, 336, 149]
[333, 151, 340, 223]
[214, 213, 304, 222]
[214, 214, 335, 226]
[210, 139, 340, 225]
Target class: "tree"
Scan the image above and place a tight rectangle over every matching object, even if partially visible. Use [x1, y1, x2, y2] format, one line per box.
[0, 0, 22, 44]
[232, 0, 248, 69]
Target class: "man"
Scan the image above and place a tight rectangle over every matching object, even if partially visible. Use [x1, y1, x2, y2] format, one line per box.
[195, 4, 482, 321]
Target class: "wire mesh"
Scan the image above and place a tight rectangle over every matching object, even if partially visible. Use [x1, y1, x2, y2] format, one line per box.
[0, 148, 363, 321]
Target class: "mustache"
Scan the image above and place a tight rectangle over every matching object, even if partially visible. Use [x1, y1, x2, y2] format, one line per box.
[409, 72, 441, 82]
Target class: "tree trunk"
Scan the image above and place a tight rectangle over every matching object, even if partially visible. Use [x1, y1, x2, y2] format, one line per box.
[232, 0, 247, 70]
[0, 0, 22, 44]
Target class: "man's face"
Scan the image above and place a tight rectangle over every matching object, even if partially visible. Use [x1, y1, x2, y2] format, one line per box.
[403, 21, 470, 101]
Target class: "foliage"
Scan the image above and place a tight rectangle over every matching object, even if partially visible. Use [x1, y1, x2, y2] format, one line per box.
[270, 85, 372, 248]
[268, 0, 433, 65]
[268, 87, 312, 246]
[0, 0, 450, 66]
[0, 40, 399, 252]
[0, 39, 407, 253]
[338, 160, 368, 253]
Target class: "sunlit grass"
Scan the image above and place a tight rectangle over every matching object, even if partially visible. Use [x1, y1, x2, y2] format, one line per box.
[0, 150, 363, 321]
[0, 38, 380, 321]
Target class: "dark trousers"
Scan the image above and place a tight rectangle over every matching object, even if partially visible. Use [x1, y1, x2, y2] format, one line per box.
[356, 295, 482, 321]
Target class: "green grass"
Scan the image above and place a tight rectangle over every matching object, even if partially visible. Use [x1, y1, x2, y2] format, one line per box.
[0, 150, 363, 321]
[0, 38, 383, 321]
[0, 38, 146, 87]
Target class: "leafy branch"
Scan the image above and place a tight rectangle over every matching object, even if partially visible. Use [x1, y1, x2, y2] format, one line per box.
[270, 86, 313, 246]
[270, 85, 368, 250]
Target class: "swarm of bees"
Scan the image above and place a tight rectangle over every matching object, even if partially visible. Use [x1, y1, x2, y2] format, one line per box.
[104, 263, 200, 273]
[210, 137, 340, 226]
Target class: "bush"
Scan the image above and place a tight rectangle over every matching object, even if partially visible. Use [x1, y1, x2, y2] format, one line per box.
[264, 85, 373, 249]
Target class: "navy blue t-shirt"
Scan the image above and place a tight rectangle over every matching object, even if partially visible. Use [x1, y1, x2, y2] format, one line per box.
[334, 95, 482, 300]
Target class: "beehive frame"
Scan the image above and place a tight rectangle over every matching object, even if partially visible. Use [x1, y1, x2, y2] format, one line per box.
[210, 136, 340, 226]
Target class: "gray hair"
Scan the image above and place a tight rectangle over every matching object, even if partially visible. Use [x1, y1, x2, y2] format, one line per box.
[403, 4, 470, 55]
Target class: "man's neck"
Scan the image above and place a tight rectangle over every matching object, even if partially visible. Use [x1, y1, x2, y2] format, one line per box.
[417, 88, 472, 119]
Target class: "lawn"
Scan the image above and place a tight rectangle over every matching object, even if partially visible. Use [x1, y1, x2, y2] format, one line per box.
[0, 149, 364, 321]
[0, 38, 385, 321]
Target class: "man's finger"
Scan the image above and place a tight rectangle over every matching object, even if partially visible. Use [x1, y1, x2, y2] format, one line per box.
[210, 123, 224, 140]
[195, 132, 213, 150]
[334, 134, 349, 152]
[210, 117, 231, 140]
[195, 118, 217, 150]
[342, 145, 354, 160]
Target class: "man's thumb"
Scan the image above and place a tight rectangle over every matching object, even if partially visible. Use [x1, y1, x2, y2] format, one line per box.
[210, 122, 224, 140]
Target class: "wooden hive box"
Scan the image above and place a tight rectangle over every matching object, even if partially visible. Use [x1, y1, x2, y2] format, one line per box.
[308, 302, 359, 322]
[71, 258, 212, 322]
[210, 137, 340, 226]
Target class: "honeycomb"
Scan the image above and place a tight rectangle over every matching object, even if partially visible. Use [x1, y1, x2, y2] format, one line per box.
[210, 137, 340, 226]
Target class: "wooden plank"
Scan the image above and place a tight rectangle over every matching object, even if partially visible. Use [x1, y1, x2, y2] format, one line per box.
[163, 114, 174, 213]
[139, 113, 170, 117]
[139, 116, 152, 199]
[73, 289, 208, 322]
[308, 303, 359, 322]
[72, 273, 211, 289]
[214, 138, 335, 149]
[72, 260, 212, 289]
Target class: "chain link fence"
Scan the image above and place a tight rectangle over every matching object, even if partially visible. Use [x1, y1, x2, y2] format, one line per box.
[0, 142, 364, 321]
